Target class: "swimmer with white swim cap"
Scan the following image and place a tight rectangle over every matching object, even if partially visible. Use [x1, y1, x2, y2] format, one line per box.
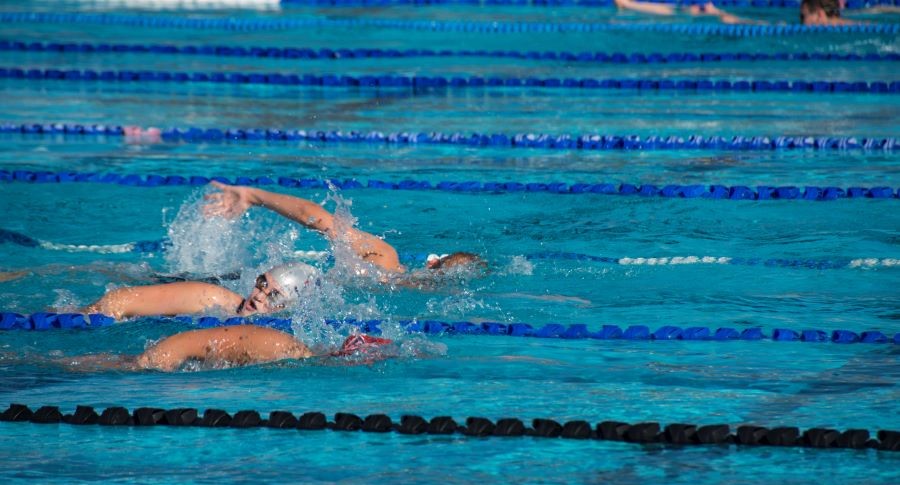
[78, 261, 394, 371]
[236, 262, 322, 315]
[81, 261, 322, 320]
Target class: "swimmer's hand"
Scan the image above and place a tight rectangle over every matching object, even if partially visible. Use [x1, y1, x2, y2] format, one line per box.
[203, 181, 255, 218]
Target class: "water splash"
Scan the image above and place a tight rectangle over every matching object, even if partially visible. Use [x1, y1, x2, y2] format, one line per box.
[502, 255, 534, 276]
[165, 189, 250, 277]
[159, 185, 452, 362]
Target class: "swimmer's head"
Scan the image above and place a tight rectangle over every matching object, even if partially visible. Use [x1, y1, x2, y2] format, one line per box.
[425, 252, 487, 272]
[239, 262, 322, 315]
[800, 0, 841, 24]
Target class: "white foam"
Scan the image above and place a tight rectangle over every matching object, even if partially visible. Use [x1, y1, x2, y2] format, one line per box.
[502, 255, 534, 276]
[164, 191, 249, 277]
[39, 241, 135, 254]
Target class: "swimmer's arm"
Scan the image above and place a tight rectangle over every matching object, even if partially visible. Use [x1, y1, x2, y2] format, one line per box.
[685, 2, 762, 24]
[135, 329, 209, 371]
[205, 182, 403, 272]
[848, 6, 900, 14]
[613, 0, 675, 15]
[136, 326, 313, 371]
[205, 181, 335, 234]
[81, 282, 243, 320]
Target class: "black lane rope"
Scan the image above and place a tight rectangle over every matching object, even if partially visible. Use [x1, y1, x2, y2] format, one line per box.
[2, 404, 898, 452]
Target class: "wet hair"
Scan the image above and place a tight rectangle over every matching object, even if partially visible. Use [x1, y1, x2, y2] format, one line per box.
[801, 0, 841, 18]
[431, 252, 487, 271]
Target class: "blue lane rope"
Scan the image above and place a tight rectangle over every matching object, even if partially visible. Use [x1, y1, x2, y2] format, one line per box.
[4, 123, 897, 153]
[5, 404, 898, 451]
[278, 0, 900, 7]
[4, 39, 898, 65]
[3, 169, 899, 201]
[3, 227, 897, 270]
[1, 312, 897, 345]
[3, 66, 898, 94]
[281, 0, 897, 9]
[1, 12, 898, 36]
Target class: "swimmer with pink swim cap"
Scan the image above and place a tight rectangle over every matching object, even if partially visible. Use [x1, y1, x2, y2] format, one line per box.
[123, 125, 162, 143]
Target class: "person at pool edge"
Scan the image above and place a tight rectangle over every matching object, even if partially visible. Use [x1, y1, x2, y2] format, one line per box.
[202, 180, 485, 277]
[80, 262, 392, 371]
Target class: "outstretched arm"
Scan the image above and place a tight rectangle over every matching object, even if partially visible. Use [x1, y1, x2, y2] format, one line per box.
[686, 3, 764, 24]
[81, 282, 244, 320]
[613, 0, 676, 15]
[204, 182, 403, 272]
[204, 181, 336, 234]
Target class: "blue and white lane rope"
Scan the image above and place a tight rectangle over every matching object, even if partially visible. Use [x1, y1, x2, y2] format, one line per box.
[3, 123, 898, 152]
[527, 252, 900, 269]
[1, 312, 897, 345]
[2, 228, 897, 270]
[3, 169, 899, 201]
[1, 12, 898, 36]
[280, 0, 897, 9]
[3, 66, 898, 94]
[4, 39, 898, 65]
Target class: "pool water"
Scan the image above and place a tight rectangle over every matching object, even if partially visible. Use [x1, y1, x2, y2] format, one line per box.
[1, 0, 899, 483]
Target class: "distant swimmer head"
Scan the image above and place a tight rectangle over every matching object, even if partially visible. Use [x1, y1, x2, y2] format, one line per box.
[425, 252, 487, 272]
[800, 0, 841, 24]
[239, 262, 323, 315]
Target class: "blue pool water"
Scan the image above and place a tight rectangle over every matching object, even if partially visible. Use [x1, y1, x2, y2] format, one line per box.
[1, 0, 899, 482]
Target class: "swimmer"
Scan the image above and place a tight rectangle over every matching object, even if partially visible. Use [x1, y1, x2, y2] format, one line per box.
[800, 0, 857, 25]
[202, 182, 487, 279]
[81, 262, 322, 320]
[64, 326, 393, 372]
[0, 270, 28, 283]
[123, 125, 162, 144]
[613, 0, 760, 24]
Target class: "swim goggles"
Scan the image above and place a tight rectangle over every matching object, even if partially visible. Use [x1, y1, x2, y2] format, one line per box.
[254, 274, 289, 310]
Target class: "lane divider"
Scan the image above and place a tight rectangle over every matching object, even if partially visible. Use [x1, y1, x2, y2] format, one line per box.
[3, 123, 898, 153]
[276, 0, 894, 8]
[1, 312, 897, 346]
[2, 169, 898, 201]
[3, 66, 898, 94]
[3, 228, 897, 270]
[3, 404, 897, 451]
[4, 39, 898, 65]
[528, 252, 900, 269]
[1, 12, 898, 36]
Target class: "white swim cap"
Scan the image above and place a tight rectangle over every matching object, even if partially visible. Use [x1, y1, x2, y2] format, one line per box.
[268, 262, 323, 303]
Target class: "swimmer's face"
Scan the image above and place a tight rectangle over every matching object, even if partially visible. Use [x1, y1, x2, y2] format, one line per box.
[239, 272, 288, 315]
[800, 5, 827, 24]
